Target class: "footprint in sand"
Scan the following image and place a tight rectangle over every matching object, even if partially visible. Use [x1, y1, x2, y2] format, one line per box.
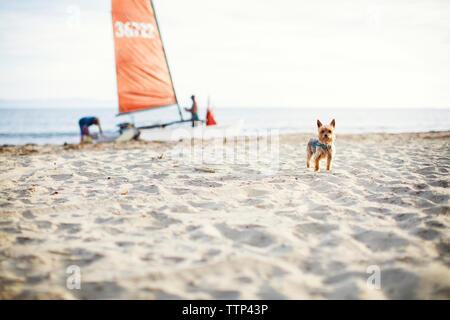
[429, 180, 449, 188]
[425, 220, 445, 228]
[247, 189, 269, 198]
[209, 290, 240, 299]
[141, 288, 182, 299]
[36, 220, 52, 229]
[423, 206, 450, 215]
[352, 230, 408, 251]
[215, 223, 275, 248]
[95, 217, 126, 226]
[151, 173, 169, 179]
[22, 210, 36, 220]
[25, 273, 51, 285]
[188, 201, 224, 210]
[258, 284, 288, 299]
[185, 179, 223, 188]
[294, 222, 339, 238]
[133, 184, 159, 194]
[394, 213, 418, 222]
[413, 227, 441, 240]
[62, 248, 104, 267]
[16, 237, 44, 244]
[77, 171, 103, 179]
[324, 282, 361, 299]
[116, 241, 135, 247]
[51, 174, 73, 181]
[170, 205, 194, 213]
[1, 227, 21, 234]
[381, 269, 419, 299]
[147, 212, 181, 227]
[171, 188, 191, 195]
[417, 166, 436, 175]
[75, 281, 124, 299]
[71, 160, 87, 168]
[323, 271, 365, 285]
[57, 223, 82, 234]
[237, 276, 253, 284]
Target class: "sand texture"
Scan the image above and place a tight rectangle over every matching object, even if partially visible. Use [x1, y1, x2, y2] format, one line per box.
[0, 132, 449, 299]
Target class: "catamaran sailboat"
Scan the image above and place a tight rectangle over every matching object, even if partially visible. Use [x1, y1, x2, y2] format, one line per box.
[98, 0, 242, 143]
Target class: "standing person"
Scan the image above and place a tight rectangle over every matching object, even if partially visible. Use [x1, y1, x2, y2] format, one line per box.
[78, 116, 102, 144]
[184, 95, 199, 127]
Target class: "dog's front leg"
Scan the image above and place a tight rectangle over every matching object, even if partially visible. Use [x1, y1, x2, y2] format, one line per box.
[306, 152, 311, 168]
[326, 154, 333, 170]
[314, 157, 320, 172]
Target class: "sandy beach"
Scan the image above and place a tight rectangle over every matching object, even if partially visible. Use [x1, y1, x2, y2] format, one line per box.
[0, 131, 449, 299]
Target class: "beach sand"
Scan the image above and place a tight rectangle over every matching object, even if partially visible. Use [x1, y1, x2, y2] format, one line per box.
[0, 131, 449, 299]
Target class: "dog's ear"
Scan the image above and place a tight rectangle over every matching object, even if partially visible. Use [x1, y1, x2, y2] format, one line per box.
[317, 120, 323, 128]
[330, 119, 335, 128]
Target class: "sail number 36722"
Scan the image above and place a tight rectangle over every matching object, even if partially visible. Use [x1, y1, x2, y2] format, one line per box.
[115, 21, 155, 38]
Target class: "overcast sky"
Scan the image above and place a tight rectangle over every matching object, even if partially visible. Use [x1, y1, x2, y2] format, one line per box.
[0, 0, 449, 108]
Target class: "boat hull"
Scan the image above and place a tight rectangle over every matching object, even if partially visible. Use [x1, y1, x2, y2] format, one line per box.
[139, 119, 244, 142]
[91, 127, 140, 143]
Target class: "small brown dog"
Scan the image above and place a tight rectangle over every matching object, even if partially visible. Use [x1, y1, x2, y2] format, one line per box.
[306, 119, 336, 172]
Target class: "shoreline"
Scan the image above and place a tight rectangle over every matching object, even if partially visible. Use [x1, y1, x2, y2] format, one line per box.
[1, 130, 449, 156]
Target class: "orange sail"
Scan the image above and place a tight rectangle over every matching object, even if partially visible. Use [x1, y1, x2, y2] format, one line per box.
[112, 0, 177, 114]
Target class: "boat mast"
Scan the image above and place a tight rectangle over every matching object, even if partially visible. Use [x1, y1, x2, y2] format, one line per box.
[150, 0, 184, 121]
[111, 7, 120, 118]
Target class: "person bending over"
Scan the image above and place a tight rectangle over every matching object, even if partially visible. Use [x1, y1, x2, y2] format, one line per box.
[79, 116, 102, 144]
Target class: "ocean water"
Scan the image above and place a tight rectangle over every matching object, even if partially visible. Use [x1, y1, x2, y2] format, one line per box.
[0, 107, 449, 145]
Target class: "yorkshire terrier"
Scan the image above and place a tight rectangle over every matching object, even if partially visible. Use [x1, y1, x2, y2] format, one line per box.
[306, 119, 336, 172]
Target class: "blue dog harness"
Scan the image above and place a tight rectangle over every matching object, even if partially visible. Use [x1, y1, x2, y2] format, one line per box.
[314, 142, 331, 150]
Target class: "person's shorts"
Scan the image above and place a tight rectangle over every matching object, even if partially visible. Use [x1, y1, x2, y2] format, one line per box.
[79, 120, 89, 136]
[192, 113, 199, 121]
